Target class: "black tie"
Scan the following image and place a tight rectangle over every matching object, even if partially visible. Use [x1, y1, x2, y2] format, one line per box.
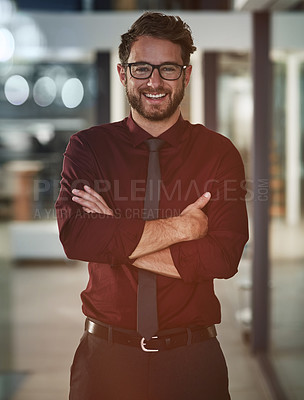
[137, 138, 164, 340]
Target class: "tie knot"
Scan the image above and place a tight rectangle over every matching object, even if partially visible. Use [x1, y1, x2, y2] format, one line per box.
[145, 138, 165, 152]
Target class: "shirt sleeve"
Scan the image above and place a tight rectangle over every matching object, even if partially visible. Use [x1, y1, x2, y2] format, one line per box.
[55, 132, 145, 264]
[170, 143, 249, 283]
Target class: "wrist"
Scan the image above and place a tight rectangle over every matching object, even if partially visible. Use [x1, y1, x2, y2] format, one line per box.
[177, 214, 202, 241]
[167, 215, 195, 242]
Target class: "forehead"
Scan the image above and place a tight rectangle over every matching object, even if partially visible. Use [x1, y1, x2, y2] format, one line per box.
[128, 36, 183, 64]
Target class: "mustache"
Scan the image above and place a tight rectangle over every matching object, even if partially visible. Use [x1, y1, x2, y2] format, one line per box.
[140, 88, 169, 94]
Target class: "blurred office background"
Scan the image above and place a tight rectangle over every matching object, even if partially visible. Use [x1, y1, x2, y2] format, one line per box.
[0, 1, 303, 399]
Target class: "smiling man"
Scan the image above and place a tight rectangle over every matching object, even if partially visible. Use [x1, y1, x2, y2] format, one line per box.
[121, 36, 189, 124]
[56, 12, 248, 400]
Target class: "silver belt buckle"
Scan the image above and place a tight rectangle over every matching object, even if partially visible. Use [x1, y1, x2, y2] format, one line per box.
[140, 336, 159, 352]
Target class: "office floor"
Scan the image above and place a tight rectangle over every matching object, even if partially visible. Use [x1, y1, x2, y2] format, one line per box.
[0, 250, 272, 400]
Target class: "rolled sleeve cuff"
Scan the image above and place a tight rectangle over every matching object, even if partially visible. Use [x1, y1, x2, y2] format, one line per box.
[110, 218, 146, 265]
[170, 241, 200, 283]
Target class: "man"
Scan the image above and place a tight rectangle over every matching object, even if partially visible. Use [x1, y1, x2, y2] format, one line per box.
[56, 11, 248, 400]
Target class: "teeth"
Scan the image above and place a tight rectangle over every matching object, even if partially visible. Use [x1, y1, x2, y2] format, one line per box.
[145, 93, 166, 99]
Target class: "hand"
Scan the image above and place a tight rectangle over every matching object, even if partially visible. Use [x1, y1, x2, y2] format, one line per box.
[72, 185, 113, 216]
[179, 192, 211, 240]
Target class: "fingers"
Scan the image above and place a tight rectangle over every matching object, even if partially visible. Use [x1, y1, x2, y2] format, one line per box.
[83, 185, 110, 209]
[192, 192, 211, 209]
[72, 186, 114, 216]
[82, 206, 95, 214]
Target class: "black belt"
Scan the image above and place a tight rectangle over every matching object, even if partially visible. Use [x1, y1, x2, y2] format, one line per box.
[85, 318, 217, 352]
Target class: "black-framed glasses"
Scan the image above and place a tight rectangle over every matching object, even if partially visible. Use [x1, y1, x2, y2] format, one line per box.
[125, 62, 187, 81]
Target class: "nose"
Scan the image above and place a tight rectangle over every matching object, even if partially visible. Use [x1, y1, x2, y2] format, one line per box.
[147, 67, 163, 88]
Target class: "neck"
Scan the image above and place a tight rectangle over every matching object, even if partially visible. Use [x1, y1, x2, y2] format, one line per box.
[131, 108, 181, 137]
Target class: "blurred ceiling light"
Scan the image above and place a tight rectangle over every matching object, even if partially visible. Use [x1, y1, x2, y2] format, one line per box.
[0, 27, 15, 62]
[61, 78, 84, 108]
[0, 0, 15, 25]
[4, 75, 30, 105]
[33, 76, 57, 107]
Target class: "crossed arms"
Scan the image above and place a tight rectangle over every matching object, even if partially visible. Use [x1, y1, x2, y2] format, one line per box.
[56, 133, 248, 283]
[72, 185, 211, 279]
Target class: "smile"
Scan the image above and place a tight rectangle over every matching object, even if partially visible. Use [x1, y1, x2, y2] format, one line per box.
[144, 93, 167, 99]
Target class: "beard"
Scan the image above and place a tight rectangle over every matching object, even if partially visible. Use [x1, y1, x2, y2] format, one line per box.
[125, 78, 185, 122]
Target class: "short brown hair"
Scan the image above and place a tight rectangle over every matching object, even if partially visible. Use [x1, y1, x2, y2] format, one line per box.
[119, 12, 196, 66]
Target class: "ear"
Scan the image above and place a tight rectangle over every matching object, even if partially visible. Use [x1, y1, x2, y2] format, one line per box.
[117, 64, 127, 86]
[184, 65, 192, 88]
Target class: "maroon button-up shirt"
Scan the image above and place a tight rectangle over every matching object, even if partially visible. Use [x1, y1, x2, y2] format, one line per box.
[55, 114, 248, 331]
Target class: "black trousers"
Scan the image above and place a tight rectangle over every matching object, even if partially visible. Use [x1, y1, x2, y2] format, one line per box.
[69, 331, 231, 400]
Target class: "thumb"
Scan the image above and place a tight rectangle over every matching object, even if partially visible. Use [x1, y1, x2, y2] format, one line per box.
[193, 192, 211, 209]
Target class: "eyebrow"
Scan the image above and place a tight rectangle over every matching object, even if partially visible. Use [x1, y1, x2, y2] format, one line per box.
[130, 61, 182, 65]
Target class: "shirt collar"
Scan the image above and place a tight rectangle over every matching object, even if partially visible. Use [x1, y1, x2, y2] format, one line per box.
[125, 112, 187, 148]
